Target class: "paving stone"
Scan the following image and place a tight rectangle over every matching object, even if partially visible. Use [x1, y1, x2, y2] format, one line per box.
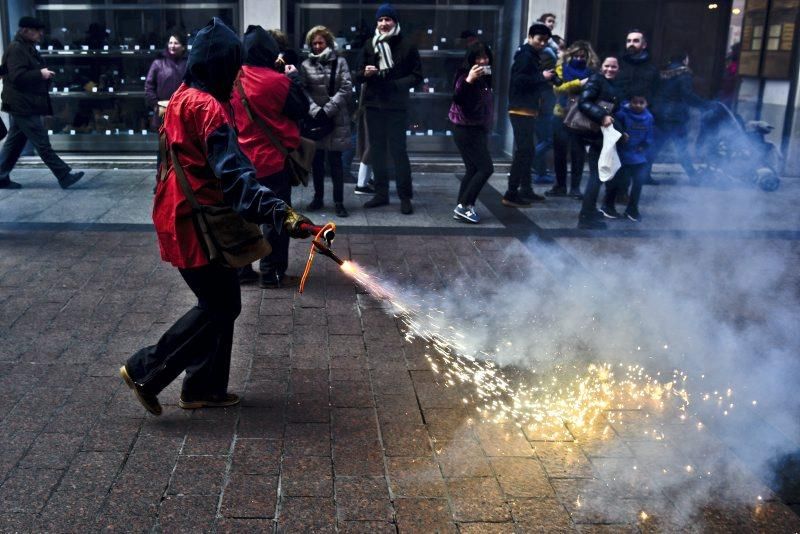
[446, 477, 510, 522]
[510, 498, 576, 532]
[335, 476, 393, 521]
[333, 439, 385, 476]
[284, 422, 331, 456]
[232, 438, 282, 475]
[382, 422, 432, 456]
[387, 456, 447, 498]
[220, 474, 278, 518]
[157, 495, 216, 533]
[394, 497, 456, 533]
[216, 518, 275, 533]
[168, 455, 227, 495]
[19, 432, 83, 469]
[238, 406, 285, 439]
[474, 421, 535, 457]
[330, 380, 374, 407]
[338, 520, 396, 533]
[281, 456, 333, 497]
[534, 442, 594, 479]
[423, 407, 477, 442]
[490, 457, 554, 498]
[0, 468, 63, 513]
[456, 522, 516, 534]
[276, 497, 336, 533]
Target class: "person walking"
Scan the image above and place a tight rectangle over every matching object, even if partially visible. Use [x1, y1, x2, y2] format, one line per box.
[357, 3, 422, 215]
[0, 16, 84, 190]
[545, 40, 597, 199]
[120, 18, 313, 415]
[144, 29, 188, 131]
[503, 23, 554, 208]
[230, 25, 310, 289]
[449, 41, 494, 224]
[575, 56, 623, 230]
[300, 25, 353, 218]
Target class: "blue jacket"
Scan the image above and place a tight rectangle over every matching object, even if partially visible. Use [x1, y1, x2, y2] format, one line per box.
[615, 105, 654, 165]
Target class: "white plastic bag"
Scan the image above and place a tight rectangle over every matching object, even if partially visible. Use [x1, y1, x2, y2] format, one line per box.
[598, 125, 622, 182]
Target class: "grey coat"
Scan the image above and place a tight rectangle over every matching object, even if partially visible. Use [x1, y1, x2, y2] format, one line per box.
[300, 52, 353, 151]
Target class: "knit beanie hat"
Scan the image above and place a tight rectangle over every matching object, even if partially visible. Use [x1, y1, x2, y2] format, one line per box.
[528, 23, 552, 39]
[376, 4, 398, 22]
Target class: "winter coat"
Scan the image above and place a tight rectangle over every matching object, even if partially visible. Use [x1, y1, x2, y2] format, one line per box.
[616, 50, 659, 103]
[230, 26, 309, 178]
[357, 33, 422, 111]
[508, 43, 550, 114]
[448, 70, 493, 130]
[144, 52, 188, 107]
[614, 104, 654, 165]
[652, 64, 706, 125]
[553, 62, 591, 118]
[577, 73, 623, 146]
[300, 51, 353, 151]
[155, 18, 288, 269]
[0, 33, 53, 116]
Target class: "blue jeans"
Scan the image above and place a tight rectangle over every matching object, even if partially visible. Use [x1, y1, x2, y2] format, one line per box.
[0, 114, 71, 182]
[532, 112, 554, 176]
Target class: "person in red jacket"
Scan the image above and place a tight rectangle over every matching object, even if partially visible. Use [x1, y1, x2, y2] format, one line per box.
[230, 25, 310, 289]
[119, 18, 312, 416]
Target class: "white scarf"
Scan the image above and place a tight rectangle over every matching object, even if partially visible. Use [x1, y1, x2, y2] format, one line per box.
[308, 47, 333, 64]
[372, 23, 401, 71]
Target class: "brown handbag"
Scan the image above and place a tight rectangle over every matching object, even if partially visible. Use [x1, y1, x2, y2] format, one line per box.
[564, 99, 613, 133]
[234, 79, 315, 187]
[160, 133, 271, 269]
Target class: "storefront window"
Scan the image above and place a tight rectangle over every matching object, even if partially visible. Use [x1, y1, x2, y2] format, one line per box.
[33, 1, 238, 151]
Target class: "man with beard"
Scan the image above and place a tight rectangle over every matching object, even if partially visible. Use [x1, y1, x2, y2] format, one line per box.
[617, 29, 660, 185]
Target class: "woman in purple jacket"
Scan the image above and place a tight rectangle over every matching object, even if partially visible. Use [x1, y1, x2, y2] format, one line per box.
[144, 30, 188, 129]
[449, 42, 494, 224]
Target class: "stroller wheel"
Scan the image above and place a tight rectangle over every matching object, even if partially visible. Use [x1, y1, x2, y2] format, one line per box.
[756, 168, 780, 192]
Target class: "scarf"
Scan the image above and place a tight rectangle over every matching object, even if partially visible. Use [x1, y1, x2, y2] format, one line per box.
[308, 46, 333, 64]
[563, 59, 590, 82]
[372, 23, 401, 71]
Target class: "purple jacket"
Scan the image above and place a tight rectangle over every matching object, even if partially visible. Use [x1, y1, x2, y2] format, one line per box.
[144, 52, 188, 107]
[448, 71, 493, 130]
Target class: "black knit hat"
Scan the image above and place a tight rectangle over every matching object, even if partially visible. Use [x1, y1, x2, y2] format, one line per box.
[376, 4, 398, 22]
[19, 16, 45, 30]
[528, 23, 551, 39]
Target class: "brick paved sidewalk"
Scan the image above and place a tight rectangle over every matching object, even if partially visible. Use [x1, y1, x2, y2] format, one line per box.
[1, 226, 799, 533]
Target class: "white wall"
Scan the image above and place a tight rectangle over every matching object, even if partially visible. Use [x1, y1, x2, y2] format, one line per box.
[242, 0, 281, 32]
[527, 0, 568, 36]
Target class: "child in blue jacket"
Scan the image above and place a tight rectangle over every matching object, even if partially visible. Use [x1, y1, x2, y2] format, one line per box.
[601, 94, 654, 221]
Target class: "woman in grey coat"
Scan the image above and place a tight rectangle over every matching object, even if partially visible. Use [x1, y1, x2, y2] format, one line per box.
[300, 26, 353, 217]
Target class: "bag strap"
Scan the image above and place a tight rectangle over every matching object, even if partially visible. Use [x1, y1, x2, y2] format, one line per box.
[234, 77, 290, 158]
[327, 57, 338, 98]
[158, 131, 169, 182]
[165, 138, 203, 214]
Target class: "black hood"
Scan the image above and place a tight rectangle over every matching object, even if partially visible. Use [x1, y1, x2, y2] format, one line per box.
[242, 25, 279, 69]
[184, 17, 242, 101]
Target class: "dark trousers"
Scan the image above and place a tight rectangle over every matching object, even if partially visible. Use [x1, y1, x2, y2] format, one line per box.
[0, 113, 71, 182]
[258, 170, 291, 276]
[312, 149, 344, 203]
[552, 117, 585, 192]
[507, 114, 538, 195]
[604, 162, 647, 213]
[533, 113, 554, 176]
[579, 147, 602, 218]
[453, 124, 494, 206]
[126, 263, 241, 398]
[649, 121, 697, 180]
[366, 107, 412, 200]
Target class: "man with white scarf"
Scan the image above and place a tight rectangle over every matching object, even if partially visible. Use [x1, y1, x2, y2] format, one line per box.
[356, 3, 422, 215]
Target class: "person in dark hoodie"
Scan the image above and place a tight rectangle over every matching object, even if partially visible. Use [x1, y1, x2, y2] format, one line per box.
[503, 23, 554, 208]
[651, 52, 707, 184]
[357, 3, 423, 215]
[230, 25, 310, 289]
[120, 18, 313, 416]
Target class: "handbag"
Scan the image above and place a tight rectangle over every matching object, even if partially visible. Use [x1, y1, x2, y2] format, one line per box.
[234, 79, 315, 187]
[301, 58, 338, 141]
[564, 99, 613, 133]
[160, 132, 271, 269]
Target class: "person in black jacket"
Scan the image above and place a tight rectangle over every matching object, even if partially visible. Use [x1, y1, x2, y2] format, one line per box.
[651, 52, 706, 184]
[575, 56, 623, 230]
[616, 30, 659, 103]
[503, 23, 555, 208]
[0, 17, 84, 190]
[356, 3, 422, 215]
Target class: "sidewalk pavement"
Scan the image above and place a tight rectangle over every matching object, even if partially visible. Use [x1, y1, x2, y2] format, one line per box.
[1, 167, 799, 532]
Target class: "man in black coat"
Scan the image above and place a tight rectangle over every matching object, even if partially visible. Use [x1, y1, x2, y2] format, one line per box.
[0, 16, 83, 189]
[356, 3, 422, 215]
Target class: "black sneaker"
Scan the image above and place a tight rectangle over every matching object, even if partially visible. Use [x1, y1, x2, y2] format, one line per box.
[569, 189, 584, 200]
[363, 195, 389, 208]
[624, 209, 641, 222]
[544, 187, 567, 197]
[58, 171, 84, 189]
[354, 185, 375, 195]
[400, 198, 413, 215]
[501, 192, 532, 208]
[306, 198, 323, 211]
[599, 205, 620, 219]
[577, 216, 607, 230]
[335, 203, 349, 217]
[0, 179, 21, 189]
[120, 365, 162, 416]
[238, 265, 259, 284]
[519, 189, 545, 203]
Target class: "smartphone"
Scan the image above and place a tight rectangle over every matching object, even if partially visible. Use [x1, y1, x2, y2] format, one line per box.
[482, 65, 492, 76]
